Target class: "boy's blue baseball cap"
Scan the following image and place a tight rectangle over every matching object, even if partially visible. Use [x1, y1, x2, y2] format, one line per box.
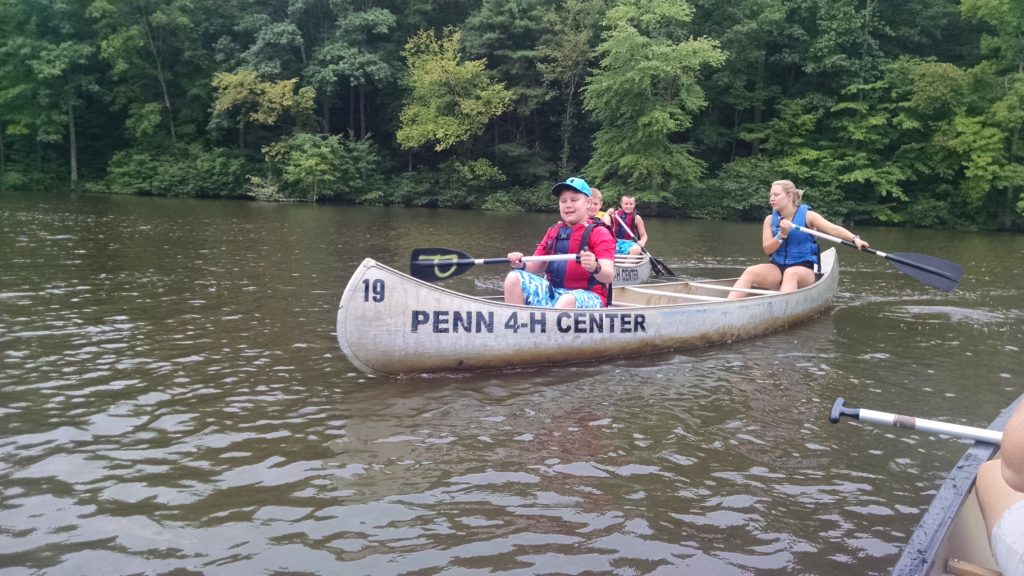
[550, 177, 592, 198]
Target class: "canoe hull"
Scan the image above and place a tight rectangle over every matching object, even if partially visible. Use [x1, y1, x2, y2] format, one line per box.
[336, 249, 838, 376]
[891, 393, 1024, 576]
[613, 254, 652, 285]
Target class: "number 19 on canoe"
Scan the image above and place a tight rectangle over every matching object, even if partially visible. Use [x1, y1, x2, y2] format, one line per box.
[363, 279, 385, 302]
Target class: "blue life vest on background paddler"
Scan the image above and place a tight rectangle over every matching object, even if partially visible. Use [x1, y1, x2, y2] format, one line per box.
[770, 204, 819, 266]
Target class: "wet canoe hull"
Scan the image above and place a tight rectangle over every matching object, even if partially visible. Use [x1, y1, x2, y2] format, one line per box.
[336, 249, 838, 376]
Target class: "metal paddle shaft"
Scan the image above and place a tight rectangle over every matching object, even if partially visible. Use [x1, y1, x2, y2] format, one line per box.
[410, 247, 577, 282]
[790, 224, 962, 292]
[829, 397, 1002, 445]
[612, 212, 676, 276]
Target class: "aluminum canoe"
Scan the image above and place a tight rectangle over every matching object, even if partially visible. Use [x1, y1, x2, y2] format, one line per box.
[890, 392, 1024, 576]
[336, 248, 838, 377]
[613, 253, 653, 285]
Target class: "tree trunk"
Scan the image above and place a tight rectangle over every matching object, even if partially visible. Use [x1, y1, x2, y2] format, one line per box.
[238, 118, 245, 151]
[731, 108, 739, 161]
[322, 96, 330, 134]
[359, 85, 366, 139]
[560, 77, 578, 175]
[0, 120, 6, 173]
[68, 98, 78, 187]
[751, 56, 765, 157]
[349, 84, 355, 134]
[139, 18, 176, 142]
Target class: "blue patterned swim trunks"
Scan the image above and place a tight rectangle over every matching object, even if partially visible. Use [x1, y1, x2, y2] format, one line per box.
[512, 270, 603, 308]
[615, 239, 637, 255]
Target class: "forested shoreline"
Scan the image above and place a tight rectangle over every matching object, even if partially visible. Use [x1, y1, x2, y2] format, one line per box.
[1, 0, 1022, 230]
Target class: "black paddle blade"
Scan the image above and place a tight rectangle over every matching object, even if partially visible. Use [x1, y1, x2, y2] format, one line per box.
[409, 248, 475, 282]
[652, 256, 676, 276]
[885, 252, 963, 292]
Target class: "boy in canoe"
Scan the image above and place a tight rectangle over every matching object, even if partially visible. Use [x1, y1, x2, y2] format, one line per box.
[588, 187, 607, 222]
[504, 177, 616, 309]
[605, 194, 648, 256]
[977, 400, 1024, 576]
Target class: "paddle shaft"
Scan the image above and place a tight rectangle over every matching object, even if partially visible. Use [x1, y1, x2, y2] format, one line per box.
[412, 254, 577, 267]
[830, 397, 1002, 445]
[790, 224, 961, 288]
[612, 212, 675, 276]
[409, 247, 581, 282]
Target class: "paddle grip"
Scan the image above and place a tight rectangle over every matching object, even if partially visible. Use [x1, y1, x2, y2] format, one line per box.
[829, 397, 860, 423]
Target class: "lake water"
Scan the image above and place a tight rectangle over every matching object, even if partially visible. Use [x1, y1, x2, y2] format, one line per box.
[1, 191, 1021, 575]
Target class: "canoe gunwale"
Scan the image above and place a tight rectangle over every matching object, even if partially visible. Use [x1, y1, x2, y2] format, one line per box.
[890, 392, 1024, 576]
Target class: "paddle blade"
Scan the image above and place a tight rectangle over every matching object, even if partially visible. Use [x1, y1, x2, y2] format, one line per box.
[885, 252, 963, 292]
[652, 256, 676, 276]
[409, 248, 475, 282]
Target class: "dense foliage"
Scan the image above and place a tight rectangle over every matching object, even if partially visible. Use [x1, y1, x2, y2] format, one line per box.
[1, 0, 1022, 230]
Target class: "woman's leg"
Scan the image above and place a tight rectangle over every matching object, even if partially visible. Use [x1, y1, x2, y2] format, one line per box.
[780, 266, 817, 293]
[728, 263, 781, 299]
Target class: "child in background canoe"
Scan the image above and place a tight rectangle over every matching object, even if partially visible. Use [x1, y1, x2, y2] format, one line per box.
[504, 177, 615, 309]
[977, 400, 1024, 576]
[588, 187, 607, 222]
[605, 194, 648, 256]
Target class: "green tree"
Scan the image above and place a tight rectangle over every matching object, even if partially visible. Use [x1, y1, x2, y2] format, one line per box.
[0, 0, 99, 187]
[396, 28, 513, 153]
[826, 82, 908, 222]
[211, 70, 317, 150]
[307, 2, 398, 137]
[744, 96, 848, 220]
[258, 132, 379, 202]
[464, 0, 550, 164]
[690, 0, 788, 162]
[584, 0, 725, 211]
[536, 0, 607, 174]
[962, 0, 1024, 226]
[87, 0, 199, 143]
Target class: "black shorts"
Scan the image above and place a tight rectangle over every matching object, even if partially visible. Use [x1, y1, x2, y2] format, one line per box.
[772, 261, 815, 274]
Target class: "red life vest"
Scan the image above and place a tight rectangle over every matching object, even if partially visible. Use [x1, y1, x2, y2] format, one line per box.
[612, 209, 640, 241]
[536, 220, 615, 304]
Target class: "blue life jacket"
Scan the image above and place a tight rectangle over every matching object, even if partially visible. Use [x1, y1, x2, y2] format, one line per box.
[770, 204, 819, 266]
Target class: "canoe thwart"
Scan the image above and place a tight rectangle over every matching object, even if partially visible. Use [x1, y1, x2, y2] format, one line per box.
[622, 286, 725, 302]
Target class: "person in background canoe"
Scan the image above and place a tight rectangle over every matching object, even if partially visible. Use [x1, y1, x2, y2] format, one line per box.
[504, 177, 616, 309]
[727, 179, 869, 298]
[977, 400, 1024, 576]
[588, 187, 607, 222]
[605, 195, 648, 256]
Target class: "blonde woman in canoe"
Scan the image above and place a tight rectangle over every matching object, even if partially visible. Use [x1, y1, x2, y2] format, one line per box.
[728, 180, 869, 298]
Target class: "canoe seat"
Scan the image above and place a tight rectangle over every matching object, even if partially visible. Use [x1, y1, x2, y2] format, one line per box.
[947, 558, 1002, 576]
[622, 286, 724, 302]
[614, 255, 647, 264]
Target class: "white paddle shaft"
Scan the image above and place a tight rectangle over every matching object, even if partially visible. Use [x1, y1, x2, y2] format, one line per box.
[790, 224, 888, 257]
[856, 407, 1003, 445]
